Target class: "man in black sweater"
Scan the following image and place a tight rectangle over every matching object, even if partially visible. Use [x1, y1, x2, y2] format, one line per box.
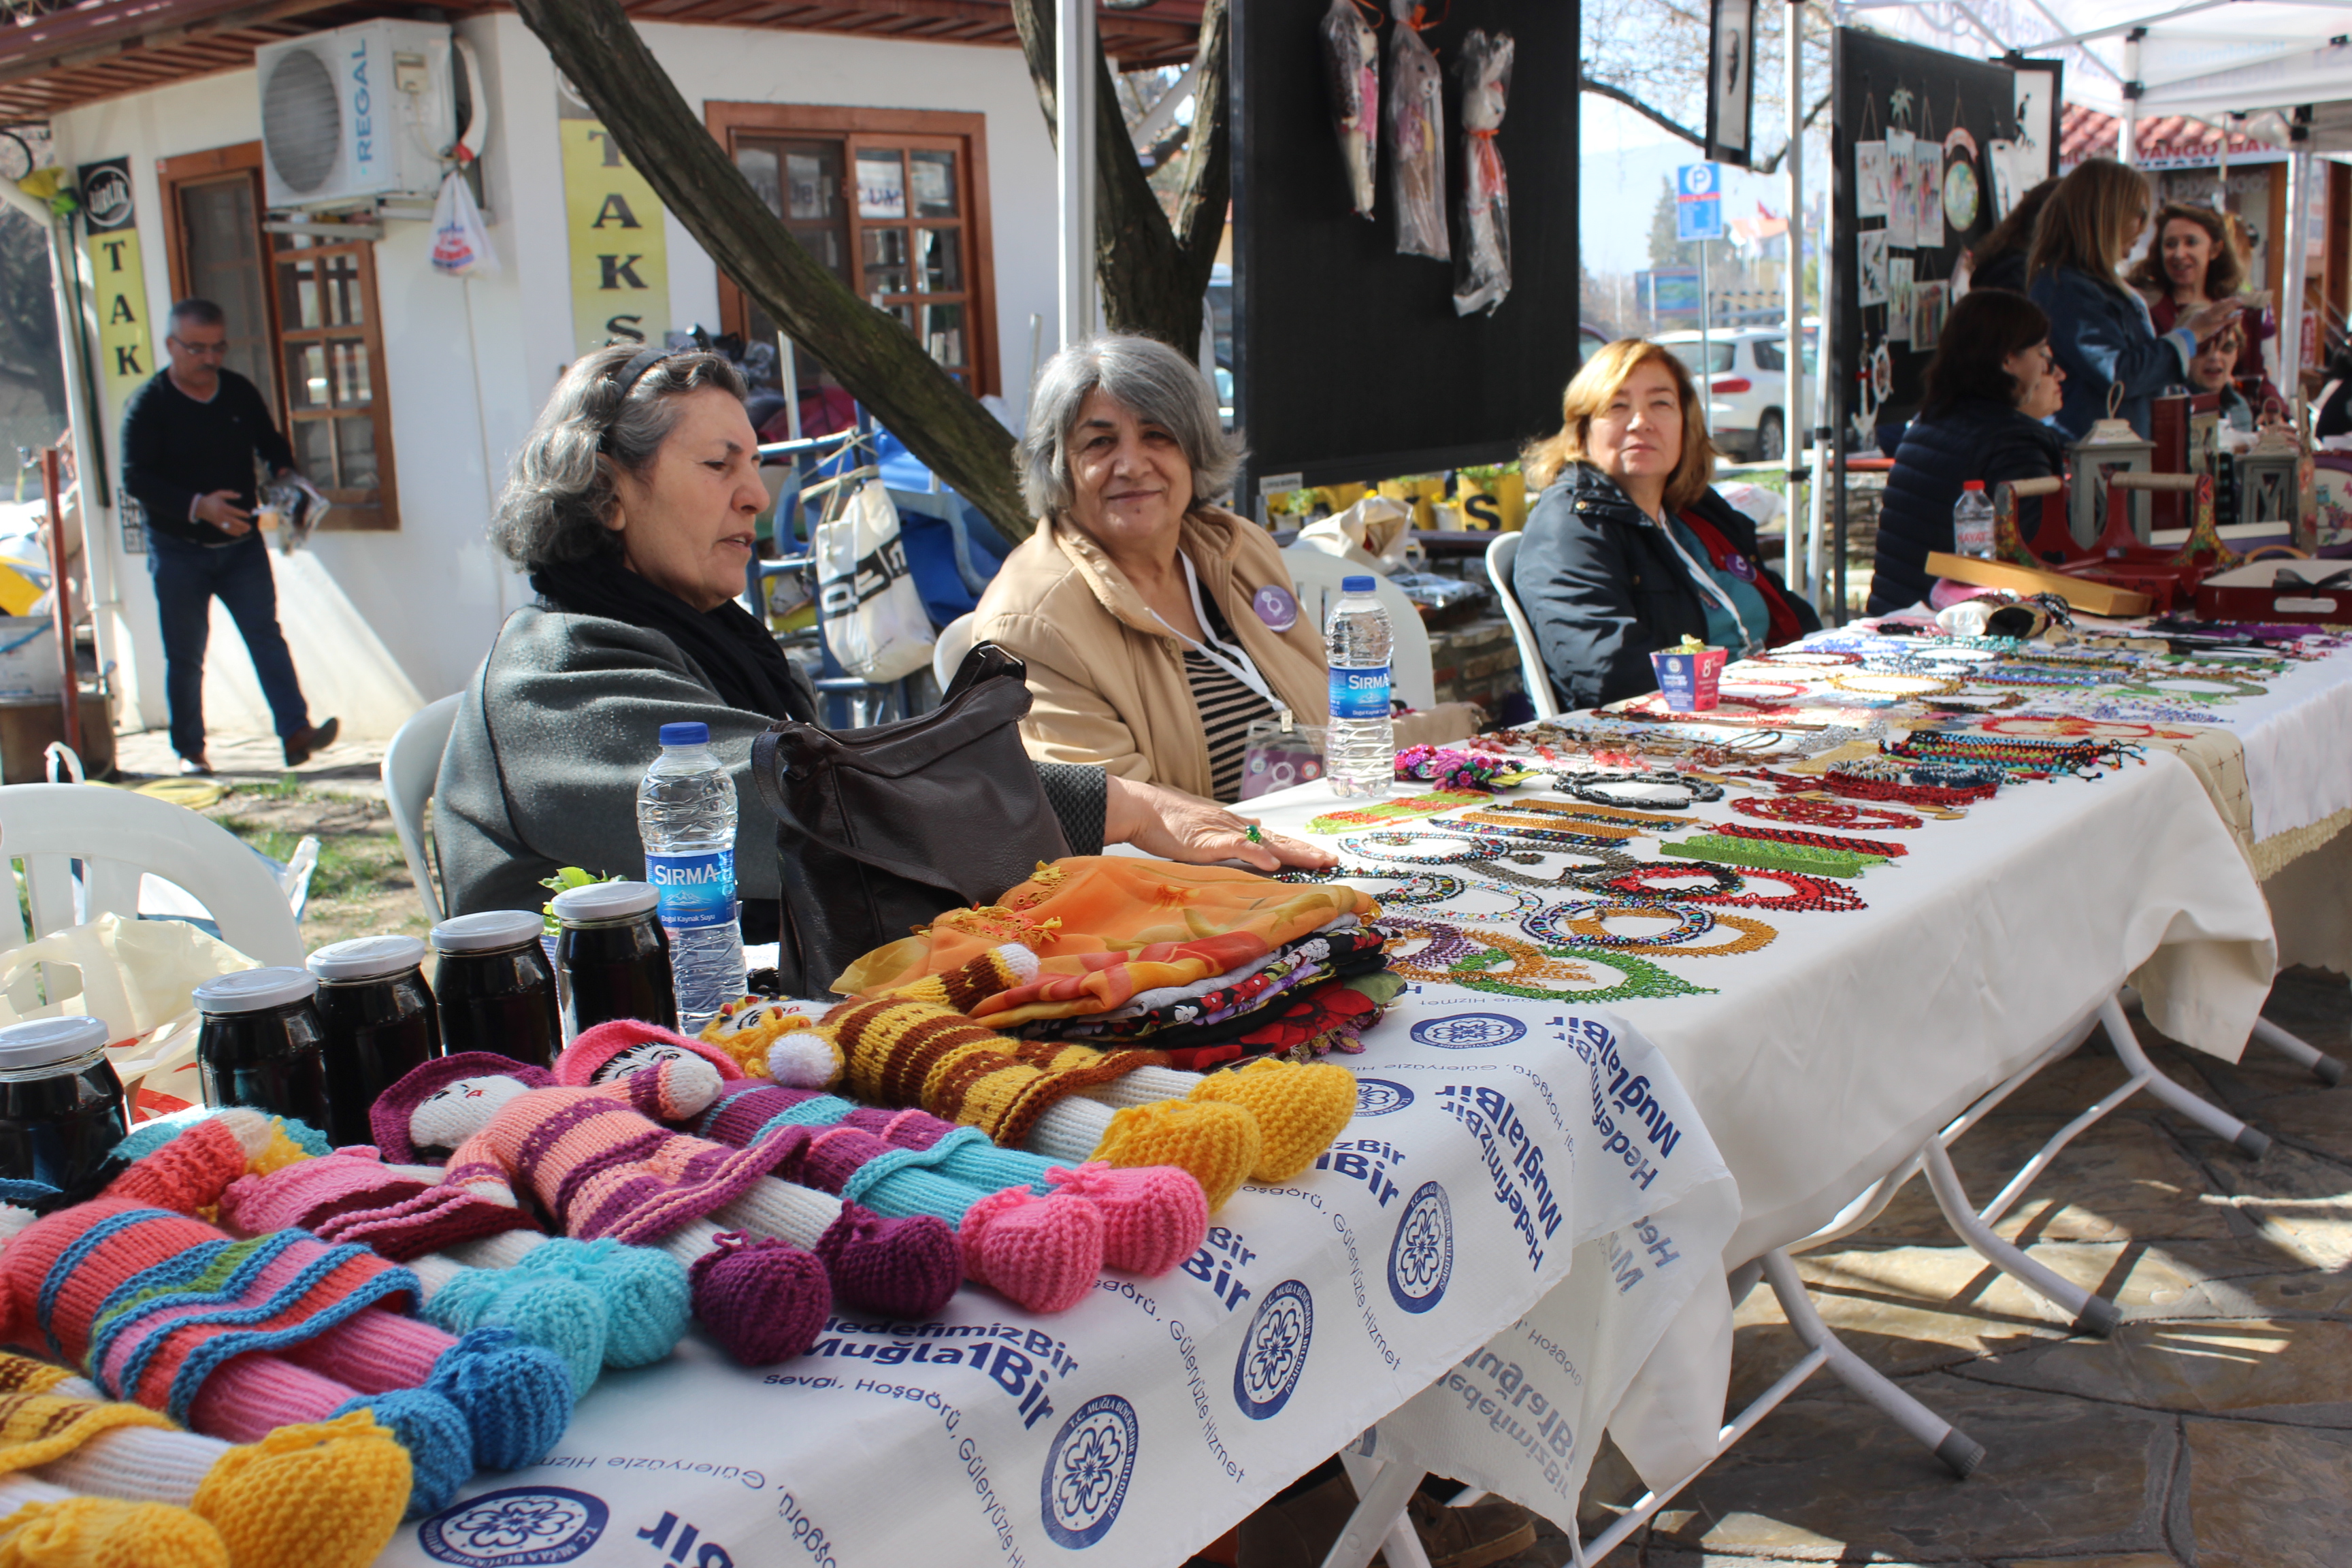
[121, 298, 336, 774]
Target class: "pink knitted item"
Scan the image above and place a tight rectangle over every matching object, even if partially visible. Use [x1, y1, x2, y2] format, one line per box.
[186, 1355, 372, 1445]
[687, 1234, 829, 1365]
[280, 1311, 453, 1393]
[103, 1118, 248, 1212]
[369, 1054, 555, 1164]
[219, 1154, 542, 1262]
[553, 1022, 743, 1088]
[1047, 1162, 1209, 1277]
[958, 1188, 1104, 1316]
[809, 1205, 964, 1320]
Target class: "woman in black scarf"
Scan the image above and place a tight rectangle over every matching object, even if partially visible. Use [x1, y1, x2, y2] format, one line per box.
[436, 346, 1328, 939]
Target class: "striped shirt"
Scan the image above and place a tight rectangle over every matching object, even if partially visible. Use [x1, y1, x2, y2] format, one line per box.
[1183, 590, 1277, 803]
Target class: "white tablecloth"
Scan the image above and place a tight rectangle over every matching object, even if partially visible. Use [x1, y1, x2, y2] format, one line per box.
[2123, 639, 2352, 843]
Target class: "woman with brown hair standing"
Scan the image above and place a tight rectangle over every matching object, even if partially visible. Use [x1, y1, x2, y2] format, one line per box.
[2026, 159, 2245, 438]
[2127, 201, 2276, 396]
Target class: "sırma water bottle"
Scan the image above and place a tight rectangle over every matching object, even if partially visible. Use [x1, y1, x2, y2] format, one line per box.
[1952, 480, 1995, 559]
[1324, 574, 1395, 798]
[637, 721, 745, 1031]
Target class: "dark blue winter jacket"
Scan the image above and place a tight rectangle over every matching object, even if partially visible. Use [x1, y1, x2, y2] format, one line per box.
[2027, 265, 2195, 441]
[1867, 396, 2069, 615]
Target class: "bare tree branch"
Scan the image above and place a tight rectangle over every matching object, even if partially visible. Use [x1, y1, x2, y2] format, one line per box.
[1752, 92, 1835, 175]
[1579, 75, 1704, 148]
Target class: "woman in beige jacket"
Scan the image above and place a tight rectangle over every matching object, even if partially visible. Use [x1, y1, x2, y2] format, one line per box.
[977, 335, 1467, 803]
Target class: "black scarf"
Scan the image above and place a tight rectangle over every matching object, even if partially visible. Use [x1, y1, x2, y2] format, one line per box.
[531, 558, 817, 724]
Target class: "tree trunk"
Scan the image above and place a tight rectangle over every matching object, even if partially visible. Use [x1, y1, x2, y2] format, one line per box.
[1008, 0, 1230, 355]
[510, 0, 1032, 541]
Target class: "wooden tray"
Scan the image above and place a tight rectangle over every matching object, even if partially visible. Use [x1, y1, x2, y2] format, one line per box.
[1926, 552, 2154, 616]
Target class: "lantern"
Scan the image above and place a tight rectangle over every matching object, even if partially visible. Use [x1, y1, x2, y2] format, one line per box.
[2235, 406, 2300, 532]
[2068, 416, 2155, 546]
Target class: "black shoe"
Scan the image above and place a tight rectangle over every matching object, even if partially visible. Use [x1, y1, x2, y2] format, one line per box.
[177, 754, 214, 777]
[283, 717, 339, 767]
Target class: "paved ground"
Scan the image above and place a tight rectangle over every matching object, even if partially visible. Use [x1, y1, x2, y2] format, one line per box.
[113, 724, 388, 800]
[1535, 967, 2352, 1567]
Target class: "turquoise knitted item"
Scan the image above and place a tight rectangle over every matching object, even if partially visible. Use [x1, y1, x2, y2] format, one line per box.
[425, 1326, 576, 1472]
[925, 1126, 1068, 1194]
[335, 1386, 476, 1517]
[506, 1239, 690, 1369]
[110, 1111, 333, 1164]
[425, 1269, 608, 1397]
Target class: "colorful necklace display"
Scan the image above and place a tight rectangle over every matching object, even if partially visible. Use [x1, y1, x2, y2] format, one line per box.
[1378, 917, 1713, 1002]
[1460, 800, 1693, 834]
[1599, 862, 1867, 913]
[1829, 670, 1964, 699]
[1661, 835, 1884, 879]
[1717, 821, 1908, 858]
[1733, 795, 1923, 831]
[1305, 790, 1490, 834]
[1518, 900, 1778, 956]
[1886, 730, 2137, 777]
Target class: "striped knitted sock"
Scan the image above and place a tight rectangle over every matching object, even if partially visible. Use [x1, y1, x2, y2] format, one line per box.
[886, 943, 1040, 1011]
[0, 1493, 228, 1568]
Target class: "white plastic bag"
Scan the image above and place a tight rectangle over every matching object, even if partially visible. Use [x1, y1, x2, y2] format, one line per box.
[816, 478, 936, 683]
[429, 168, 500, 278]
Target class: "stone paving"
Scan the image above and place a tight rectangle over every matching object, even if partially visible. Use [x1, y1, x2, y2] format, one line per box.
[1531, 966, 2352, 1567]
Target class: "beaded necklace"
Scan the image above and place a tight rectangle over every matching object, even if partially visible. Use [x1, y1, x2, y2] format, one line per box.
[1733, 795, 1922, 830]
[1556, 771, 1725, 808]
[1599, 862, 1867, 912]
[1378, 916, 1713, 1002]
[1818, 769, 1997, 807]
[1305, 790, 1491, 834]
[1716, 821, 1908, 857]
[1520, 900, 1779, 956]
[1661, 835, 1884, 879]
[1460, 800, 1692, 832]
[1886, 730, 2137, 778]
[1737, 649, 1863, 668]
[1829, 670, 1964, 699]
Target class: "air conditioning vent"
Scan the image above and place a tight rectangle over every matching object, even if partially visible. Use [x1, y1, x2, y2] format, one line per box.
[255, 20, 456, 212]
[262, 48, 341, 194]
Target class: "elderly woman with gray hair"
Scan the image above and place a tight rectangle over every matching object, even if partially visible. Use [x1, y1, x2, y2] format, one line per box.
[976, 336, 1469, 803]
[435, 343, 1329, 934]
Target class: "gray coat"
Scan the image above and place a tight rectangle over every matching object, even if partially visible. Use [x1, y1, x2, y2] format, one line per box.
[436, 606, 1107, 923]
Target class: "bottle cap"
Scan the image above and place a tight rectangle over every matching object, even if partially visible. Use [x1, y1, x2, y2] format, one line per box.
[194, 967, 320, 1015]
[430, 909, 547, 954]
[1962, 480, 1985, 491]
[1341, 574, 1377, 593]
[659, 721, 710, 747]
[551, 881, 659, 922]
[307, 934, 429, 982]
[0, 1016, 109, 1071]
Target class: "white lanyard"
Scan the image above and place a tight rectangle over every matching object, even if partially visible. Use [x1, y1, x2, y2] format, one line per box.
[1149, 556, 1280, 707]
[1654, 510, 1762, 659]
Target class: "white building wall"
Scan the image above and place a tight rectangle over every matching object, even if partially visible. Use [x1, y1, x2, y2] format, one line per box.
[50, 17, 1056, 739]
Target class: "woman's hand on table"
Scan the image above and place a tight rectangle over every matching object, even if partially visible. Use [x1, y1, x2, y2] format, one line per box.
[1104, 775, 1338, 872]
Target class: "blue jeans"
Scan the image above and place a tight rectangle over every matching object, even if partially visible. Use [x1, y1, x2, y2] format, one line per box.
[145, 528, 310, 760]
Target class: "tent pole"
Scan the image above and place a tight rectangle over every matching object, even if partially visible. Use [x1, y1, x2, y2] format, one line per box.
[1056, 0, 1097, 348]
[1784, 0, 1807, 585]
[2278, 125, 2313, 404]
[2117, 29, 2142, 166]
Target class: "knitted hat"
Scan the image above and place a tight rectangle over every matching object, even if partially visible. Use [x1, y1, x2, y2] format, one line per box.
[553, 1021, 742, 1089]
[370, 1055, 553, 1165]
[1189, 1058, 1359, 1182]
[0, 1495, 229, 1568]
[190, 1410, 411, 1568]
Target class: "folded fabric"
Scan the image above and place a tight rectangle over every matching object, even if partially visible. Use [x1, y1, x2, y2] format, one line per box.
[1053, 932, 1390, 1043]
[1091, 917, 1362, 1019]
[1151, 973, 1405, 1072]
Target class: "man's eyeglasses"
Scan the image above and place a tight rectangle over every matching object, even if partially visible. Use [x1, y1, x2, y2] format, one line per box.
[169, 338, 230, 358]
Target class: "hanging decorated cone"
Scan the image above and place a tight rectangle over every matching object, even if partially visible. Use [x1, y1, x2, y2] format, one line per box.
[0, 1493, 228, 1568]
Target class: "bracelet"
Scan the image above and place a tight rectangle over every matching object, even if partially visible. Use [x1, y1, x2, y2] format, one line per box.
[1557, 769, 1725, 808]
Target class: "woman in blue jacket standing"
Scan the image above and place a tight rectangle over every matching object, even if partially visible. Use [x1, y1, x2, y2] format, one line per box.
[2027, 159, 2243, 439]
[1867, 289, 2069, 614]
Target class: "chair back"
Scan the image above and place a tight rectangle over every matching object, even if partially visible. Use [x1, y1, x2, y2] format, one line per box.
[382, 693, 463, 924]
[1279, 549, 1437, 711]
[1484, 532, 1559, 721]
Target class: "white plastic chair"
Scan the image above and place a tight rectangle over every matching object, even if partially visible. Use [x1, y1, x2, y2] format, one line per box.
[0, 783, 304, 967]
[382, 693, 462, 924]
[931, 611, 981, 693]
[1484, 532, 1560, 721]
[1279, 548, 1437, 711]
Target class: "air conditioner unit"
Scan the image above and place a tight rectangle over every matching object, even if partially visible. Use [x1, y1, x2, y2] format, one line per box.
[256, 20, 459, 212]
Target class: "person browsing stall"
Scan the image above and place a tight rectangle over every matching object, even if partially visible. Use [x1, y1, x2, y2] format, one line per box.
[2027, 159, 2246, 440]
[1512, 338, 1819, 710]
[1868, 290, 2069, 615]
[973, 334, 1473, 804]
[436, 344, 1330, 934]
[2128, 202, 2276, 397]
[2187, 323, 2259, 431]
[1961, 176, 2057, 297]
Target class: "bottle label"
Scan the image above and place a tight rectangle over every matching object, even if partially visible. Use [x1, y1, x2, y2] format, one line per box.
[645, 850, 738, 930]
[1329, 665, 1392, 720]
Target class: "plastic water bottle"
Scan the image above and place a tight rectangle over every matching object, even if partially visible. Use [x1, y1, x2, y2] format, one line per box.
[636, 721, 745, 1030]
[1952, 480, 1995, 559]
[1324, 574, 1394, 798]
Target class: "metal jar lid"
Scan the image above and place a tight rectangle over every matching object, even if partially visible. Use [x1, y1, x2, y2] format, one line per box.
[0, 1015, 110, 1071]
[193, 967, 320, 1014]
[307, 934, 430, 983]
[549, 881, 658, 923]
[430, 910, 547, 954]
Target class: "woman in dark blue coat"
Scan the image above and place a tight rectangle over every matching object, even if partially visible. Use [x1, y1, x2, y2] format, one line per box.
[1512, 339, 1818, 710]
[1867, 289, 2070, 615]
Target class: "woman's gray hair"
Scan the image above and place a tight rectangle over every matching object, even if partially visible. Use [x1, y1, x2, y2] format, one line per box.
[491, 344, 749, 570]
[1017, 333, 1242, 520]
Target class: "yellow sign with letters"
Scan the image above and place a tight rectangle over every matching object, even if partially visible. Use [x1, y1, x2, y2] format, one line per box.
[78, 156, 155, 417]
[561, 119, 670, 356]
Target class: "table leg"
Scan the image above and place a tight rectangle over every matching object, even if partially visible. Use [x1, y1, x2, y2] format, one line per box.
[2250, 1015, 2347, 1085]
[2100, 995, 2271, 1157]
[1921, 1140, 2121, 1335]
[1323, 1450, 1433, 1568]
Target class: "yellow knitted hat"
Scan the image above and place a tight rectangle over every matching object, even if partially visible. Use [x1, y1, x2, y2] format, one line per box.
[0, 1498, 228, 1568]
[1089, 1100, 1262, 1209]
[1188, 1059, 1358, 1183]
[193, 1411, 410, 1568]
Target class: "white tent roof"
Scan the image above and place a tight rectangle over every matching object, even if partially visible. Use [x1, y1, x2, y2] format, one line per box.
[1838, 0, 2352, 137]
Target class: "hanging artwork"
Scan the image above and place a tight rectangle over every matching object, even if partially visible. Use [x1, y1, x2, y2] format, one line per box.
[1855, 142, 1891, 218]
[1912, 278, 1948, 346]
[1386, 0, 1450, 259]
[1452, 29, 1515, 316]
[1886, 128, 1917, 248]
[1886, 257, 1914, 346]
[1914, 138, 1944, 250]
[1857, 231, 1890, 306]
[1943, 126, 1982, 233]
[1320, 0, 1380, 220]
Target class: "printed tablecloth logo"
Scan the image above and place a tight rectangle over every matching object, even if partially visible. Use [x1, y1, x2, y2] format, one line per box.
[1387, 1181, 1454, 1313]
[1040, 1394, 1140, 1548]
[1233, 1279, 1314, 1419]
[1410, 1013, 1526, 1049]
[1354, 1078, 1414, 1117]
[419, 1487, 609, 1567]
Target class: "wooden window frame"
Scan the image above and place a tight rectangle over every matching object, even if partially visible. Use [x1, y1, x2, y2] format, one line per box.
[704, 101, 998, 397]
[154, 142, 399, 531]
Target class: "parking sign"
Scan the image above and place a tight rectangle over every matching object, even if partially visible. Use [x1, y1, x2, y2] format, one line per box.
[1676, 162, 1724, 242]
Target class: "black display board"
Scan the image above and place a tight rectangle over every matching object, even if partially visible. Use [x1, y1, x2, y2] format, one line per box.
[1232, 0, 1580, 502]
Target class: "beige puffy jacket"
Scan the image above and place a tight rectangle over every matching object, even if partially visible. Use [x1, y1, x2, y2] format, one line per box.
[973, 506, 1474, 800]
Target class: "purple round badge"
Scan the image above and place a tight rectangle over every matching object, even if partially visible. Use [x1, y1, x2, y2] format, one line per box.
[1252, 585, 1299, 632]
[1723, 553, 1758, 583]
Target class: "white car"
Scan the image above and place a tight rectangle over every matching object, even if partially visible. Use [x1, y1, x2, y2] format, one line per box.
[1655, 327, 1816, 463]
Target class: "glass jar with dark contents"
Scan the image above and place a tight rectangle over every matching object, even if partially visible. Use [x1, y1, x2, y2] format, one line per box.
[308, 935, 443, 1147]
[431, 910, 560, 1066]
[0, 1015, 128, 1190]
[552, 881, 676, 1036]
[195, 968, 329, 1132]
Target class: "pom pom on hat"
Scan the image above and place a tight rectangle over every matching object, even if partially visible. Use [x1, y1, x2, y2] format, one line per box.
[370, 1054, 553, 1166]
[552, 1021, 744, 1089]
[766, 1030, 844, 1089]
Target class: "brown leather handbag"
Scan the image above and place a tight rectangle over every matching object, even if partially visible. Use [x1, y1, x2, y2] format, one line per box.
[749, 644, 1070, 996]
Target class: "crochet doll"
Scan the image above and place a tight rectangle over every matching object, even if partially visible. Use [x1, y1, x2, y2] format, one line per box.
[371, 1054, 961, 1362]
[554, 1024, 1209, 1313]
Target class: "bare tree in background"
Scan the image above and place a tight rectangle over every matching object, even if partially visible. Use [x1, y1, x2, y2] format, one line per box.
[1583, 0, 1833, 173]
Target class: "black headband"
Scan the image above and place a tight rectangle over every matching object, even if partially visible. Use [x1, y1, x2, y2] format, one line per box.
[598, 346, 676, 452]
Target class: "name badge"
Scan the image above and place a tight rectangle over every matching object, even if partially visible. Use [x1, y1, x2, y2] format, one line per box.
[1252, 585, 1299, 632]
[1722, 553, 1757, 583]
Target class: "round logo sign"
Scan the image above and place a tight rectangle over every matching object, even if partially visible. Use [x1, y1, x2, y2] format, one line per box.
[1386, 1181, 1454, 1314]
[1041, 1394, 1140, 1549]
[1252, 585, 1299, 633]
[1353, 1079, 1414, 1117]
[1233, 1279, 1314, 1419]
[1409, 1013, 1526, 1049]
[419, 1488, 610, 1567]
[82, 167, 133, 231]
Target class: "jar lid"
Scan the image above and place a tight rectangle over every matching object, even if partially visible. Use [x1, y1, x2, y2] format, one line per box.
[193, 967, 319, 1014]
[550, 881, 657, 921]
[307, 934, 429, 982]
[430, 910, 546, 953]
[0, 1015, 109, 1071]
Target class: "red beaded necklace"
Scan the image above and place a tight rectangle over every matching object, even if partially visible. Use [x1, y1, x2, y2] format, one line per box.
[1717, 821, 1909, 857]
[1733, 796, 1923, 831]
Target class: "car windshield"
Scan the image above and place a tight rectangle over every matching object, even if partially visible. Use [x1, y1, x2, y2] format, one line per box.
[1664, 342, 1734, 375]
[1750, 340, 1820, 375]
